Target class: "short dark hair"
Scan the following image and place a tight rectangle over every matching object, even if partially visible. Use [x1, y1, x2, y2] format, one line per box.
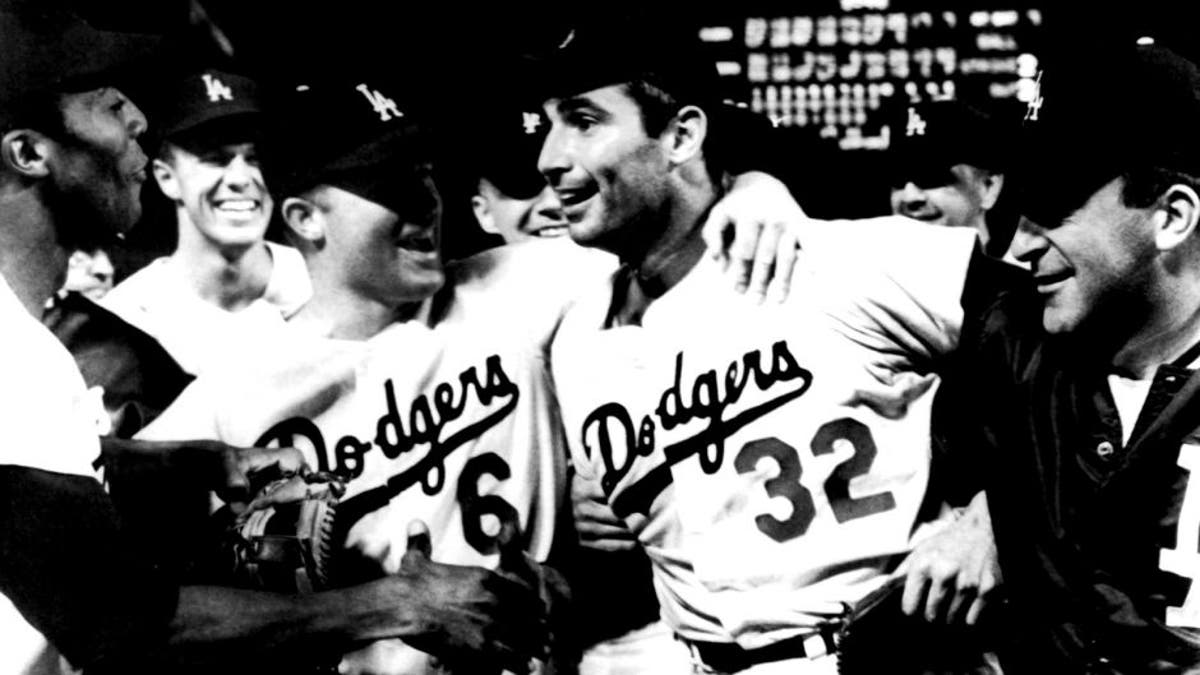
[1120, 166, 1200, 209]
[622, 80, 725, 185]
[1, 90, 66, 138]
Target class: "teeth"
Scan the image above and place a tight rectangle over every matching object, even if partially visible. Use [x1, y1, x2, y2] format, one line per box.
[216, 200, 257, 212]
[535, 227, 568, 238]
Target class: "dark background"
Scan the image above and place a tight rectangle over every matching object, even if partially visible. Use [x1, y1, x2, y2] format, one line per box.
[60, 0, 1200, 272]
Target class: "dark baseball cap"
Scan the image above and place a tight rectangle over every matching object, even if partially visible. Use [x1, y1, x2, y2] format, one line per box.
[154, 69, 263, 142]
[886, 99, 1010, 189]
[472, 104, 550, 200]
[0, 3, 160, 122]
[1017, 40, 1200, 225]
[270, 74, 432, 214]
[531, 7, 719, 107]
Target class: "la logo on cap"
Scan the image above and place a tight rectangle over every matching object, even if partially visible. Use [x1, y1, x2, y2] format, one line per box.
[202, 73, 233, 103]
[356, 83, 402, 122]
[1024, 70, 1044, 122]
[522, 111, 542, 135]
[905, 106, 926, 137]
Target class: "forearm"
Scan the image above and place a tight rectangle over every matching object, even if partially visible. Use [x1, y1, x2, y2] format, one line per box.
[168, 576, 425, 660]
[100, 436, 223, 477]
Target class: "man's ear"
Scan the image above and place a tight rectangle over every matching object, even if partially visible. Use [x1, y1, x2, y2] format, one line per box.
[665, 105, 708, 165]
[471, 179, 500, 235]
[1155, 182, 1200, 252]
[1, 129, 52, 178]
[471, 194, 500, 235]
[281, 195, 325, 245]
[979, 171, 1005, 211]
[152, 158, 180, 201]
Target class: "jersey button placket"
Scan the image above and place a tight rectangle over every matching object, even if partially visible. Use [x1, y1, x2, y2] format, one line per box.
[1095, 440, 1115, 461]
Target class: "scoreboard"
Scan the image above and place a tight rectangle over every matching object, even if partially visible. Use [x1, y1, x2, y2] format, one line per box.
[698, 1, 1045, 151]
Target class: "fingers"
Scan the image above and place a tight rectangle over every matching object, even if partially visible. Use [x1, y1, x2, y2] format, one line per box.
[922, 574, 951, 622]
[725, 220, 763, 294]
[900, 563, 927, 617]
[965, 567, 1000, 626]
[239, 446, 308, 481]
[746, 220, 783, 302]
[765, 230, 798, 304]
[243, 475, 307, 512]
[497, 519, 538, 587]
[965, 594, 988, 626]
[701, 205, 734, 269]
[406, 519, 432, 558]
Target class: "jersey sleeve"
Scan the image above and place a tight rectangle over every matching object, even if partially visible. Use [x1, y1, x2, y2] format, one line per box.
[135, 372, 224, 442]
[805, 216, 979, 366]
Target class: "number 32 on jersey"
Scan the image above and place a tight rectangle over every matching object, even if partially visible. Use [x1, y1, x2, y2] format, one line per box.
[736, 417, 897, 543]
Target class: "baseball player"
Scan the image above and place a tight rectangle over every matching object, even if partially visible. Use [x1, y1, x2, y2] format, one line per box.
[102, 67, 311, 376]
[465, 99, 694, 674]
[138, 72, 608, 673]
[938, 39, 1200, 672]
[536, 8, 998, 673]
[886, 98, 1016, 261]
[469, 106, 570, 243]
[139, 59, 825, 670]
[0, 6, 548, 675]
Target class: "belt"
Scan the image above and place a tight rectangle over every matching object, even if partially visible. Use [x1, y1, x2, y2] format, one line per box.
[686, 629, 838, 672]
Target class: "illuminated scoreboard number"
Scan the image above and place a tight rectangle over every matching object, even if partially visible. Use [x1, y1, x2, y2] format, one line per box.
[730, 5, 1043, 150]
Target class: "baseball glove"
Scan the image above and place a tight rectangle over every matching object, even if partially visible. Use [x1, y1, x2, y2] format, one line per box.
[225, 472, 345, 593]
[836, 577, 999, 675]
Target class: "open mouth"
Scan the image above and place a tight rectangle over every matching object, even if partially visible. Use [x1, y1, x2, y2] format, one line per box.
[554, 185, 597, 211]
[532, 225, 569, 238]
[394, 225, 437, 253]
[904, 211, 941, 222]
[214, 199, 261, 215]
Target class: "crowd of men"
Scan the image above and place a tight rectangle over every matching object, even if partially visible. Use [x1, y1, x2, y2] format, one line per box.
[3, 2, 1200, 675]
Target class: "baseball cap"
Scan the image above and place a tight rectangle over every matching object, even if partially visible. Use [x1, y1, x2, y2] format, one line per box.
[0, 3, 160, 123]
[886, 99, 1010, 189]
[153, 69, 263, 142]
[1017, 40, 1200, 225]
[472, 104, 551, 200]
[530, 7, 719, 107]
[270, 74, 432, 214]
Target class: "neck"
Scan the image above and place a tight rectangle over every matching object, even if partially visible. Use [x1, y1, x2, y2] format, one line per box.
[171, 217, 273, 311]
[290, 266, 421, 341]
[0, 187, 69, 316]
[623, 174, 718, 295]
[1111, 282, 1200, 379]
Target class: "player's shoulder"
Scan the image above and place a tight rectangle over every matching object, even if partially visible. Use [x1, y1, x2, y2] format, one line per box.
[795, 215, 977, 287]
[805, 215, 978, 256]
[449, 239, 614, 286]
[100, 257, 174, 312]
[443, 239, 616, 313]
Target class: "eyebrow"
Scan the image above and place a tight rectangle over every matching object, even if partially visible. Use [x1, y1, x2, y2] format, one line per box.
[554, 95, 607, 117]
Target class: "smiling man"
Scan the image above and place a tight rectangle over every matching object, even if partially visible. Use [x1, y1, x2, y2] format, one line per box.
[536, 8, 1006, 674]
[102, 68, 311, 375]
[886, 99, 1012, 258]
[936, 40, 1200, 672]
[470, 105, 571, 243]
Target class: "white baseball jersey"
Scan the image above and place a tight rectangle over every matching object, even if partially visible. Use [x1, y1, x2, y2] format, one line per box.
[102, 241, 312, 375]
[552, 216, 976, 649]
[0, 272, 104, 675]
[141, 239, 614, 573]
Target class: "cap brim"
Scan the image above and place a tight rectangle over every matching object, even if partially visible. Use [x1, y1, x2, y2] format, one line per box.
[161, 103, 262, 140]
